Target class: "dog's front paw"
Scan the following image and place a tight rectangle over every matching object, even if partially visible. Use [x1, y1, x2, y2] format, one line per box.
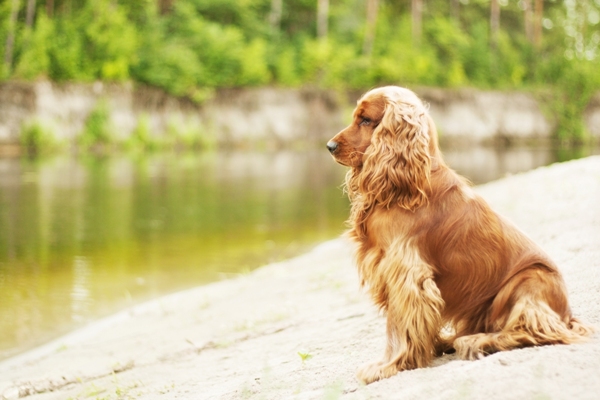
[453, 334, 488, 360]
[356, 360, 398, 384]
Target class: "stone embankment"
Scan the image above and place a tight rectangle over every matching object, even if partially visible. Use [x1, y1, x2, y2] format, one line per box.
[0, 81, 599, 150]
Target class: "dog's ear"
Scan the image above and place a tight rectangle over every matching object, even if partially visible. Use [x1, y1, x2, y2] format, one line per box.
[359, 99, 431, 211]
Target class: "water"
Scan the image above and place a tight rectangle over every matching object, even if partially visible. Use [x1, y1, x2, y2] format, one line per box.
[0, 145, 598, 360]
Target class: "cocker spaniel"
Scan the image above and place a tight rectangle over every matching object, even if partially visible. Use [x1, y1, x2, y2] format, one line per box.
[327, 86, 593, 384]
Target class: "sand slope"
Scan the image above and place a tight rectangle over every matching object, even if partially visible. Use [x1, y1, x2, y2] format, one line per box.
[1, 156, 599, 400]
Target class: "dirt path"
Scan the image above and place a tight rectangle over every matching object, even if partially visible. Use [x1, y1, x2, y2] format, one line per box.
[1, 156, 599, 400]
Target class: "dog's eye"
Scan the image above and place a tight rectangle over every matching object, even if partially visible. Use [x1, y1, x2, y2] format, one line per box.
[359, 118, 371, 127]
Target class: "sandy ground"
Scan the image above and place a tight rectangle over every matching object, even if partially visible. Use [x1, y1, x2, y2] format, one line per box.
[1, 156, 599, 400]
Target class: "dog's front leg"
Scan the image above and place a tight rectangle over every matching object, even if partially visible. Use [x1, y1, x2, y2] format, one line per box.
[357, 244, 444, 384]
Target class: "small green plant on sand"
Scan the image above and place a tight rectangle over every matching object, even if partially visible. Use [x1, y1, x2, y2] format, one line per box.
[298, 351, 312, 363]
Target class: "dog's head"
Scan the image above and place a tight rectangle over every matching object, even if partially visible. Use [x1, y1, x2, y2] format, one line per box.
[327, 86, 439, 211]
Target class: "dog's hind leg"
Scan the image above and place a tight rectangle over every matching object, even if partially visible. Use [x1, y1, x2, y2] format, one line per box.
[357, 242, 445, 384]
[454, 267, 594, 360]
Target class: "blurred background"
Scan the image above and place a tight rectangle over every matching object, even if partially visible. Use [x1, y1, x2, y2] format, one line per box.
[0, 0, 599, 360]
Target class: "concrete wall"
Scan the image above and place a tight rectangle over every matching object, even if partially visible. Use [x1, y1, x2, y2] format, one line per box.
[584, 92, 600, 138]
[0, 82, 345, 148]
[202, 88, 344, 146]
[0, 81, 598, 149]
[417, 88, 556, 142]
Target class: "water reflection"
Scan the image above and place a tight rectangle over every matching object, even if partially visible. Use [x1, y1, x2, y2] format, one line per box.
[0, 150, 350, 359]
[442, 143, 598, 184]
[0, 144, 598, 360]
[442, 145, 550, 183]
[71, 256, 92, 323]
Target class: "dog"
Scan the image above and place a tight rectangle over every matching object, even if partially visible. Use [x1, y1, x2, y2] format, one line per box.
[326, 86, 593, 384]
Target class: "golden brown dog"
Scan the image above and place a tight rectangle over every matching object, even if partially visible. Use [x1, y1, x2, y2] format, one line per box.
[327, 86, 593, 384]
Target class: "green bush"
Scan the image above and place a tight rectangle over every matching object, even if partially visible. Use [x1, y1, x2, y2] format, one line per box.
[461, 22, 492, 87]
[553, 61, 600, 142]
[239, 38, 271, 86]
[81, 0, 137, 81]
[135, 40, 203, 97]
[166, 117, 214, 150]
[48, 18, 91, 81]
[20, 120, 58, 155]
[299, 37, 357, 88]
[14, 12, 53, 79]
[368, 14, 437, 86]
[126, 113, 156, 151]
[80, 100, 113, 149]
[495, 32, 529, 87]
[273, 47, 301, 87]
[424, 16, 470, 86]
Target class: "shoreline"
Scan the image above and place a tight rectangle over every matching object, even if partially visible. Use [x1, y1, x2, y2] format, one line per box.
[1, 156, 599, 400]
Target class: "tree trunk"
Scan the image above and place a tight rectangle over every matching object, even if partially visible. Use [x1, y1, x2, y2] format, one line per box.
[523, 0, 533, 43]
[490, 0, 500, 50]
[317, 0, 329, 38]
[581, 0, 588, 56]
[4, 0, 21, 74]
[412, 0, 422, 45]
[46, 0, 53, 18]
[269, 0, 282, 32]
[450, 0, 459, 22]
[26, 0, 36, 27]
[158, 0, 175, 15]
[533, 0, 543, 47]
[363, 0, 379, 55]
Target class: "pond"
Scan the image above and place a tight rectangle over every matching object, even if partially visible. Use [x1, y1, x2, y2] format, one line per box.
[0, 144, 598, 360]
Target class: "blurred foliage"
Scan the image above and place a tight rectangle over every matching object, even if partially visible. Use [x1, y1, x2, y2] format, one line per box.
[20, 119, 60, 155]
[125, 112, 214, 152]
[80, 99, 112, 149]
[126, 113, 156, 151]
[0, 0, 599, 140]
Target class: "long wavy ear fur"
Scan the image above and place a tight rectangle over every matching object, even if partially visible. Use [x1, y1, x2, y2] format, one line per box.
[346, 92, 431, 239]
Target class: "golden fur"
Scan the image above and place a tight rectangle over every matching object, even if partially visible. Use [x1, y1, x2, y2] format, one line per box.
[326, 86, 593, 384]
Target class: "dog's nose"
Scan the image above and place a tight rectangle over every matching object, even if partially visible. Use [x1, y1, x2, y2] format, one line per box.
[326, 141, 338, 154]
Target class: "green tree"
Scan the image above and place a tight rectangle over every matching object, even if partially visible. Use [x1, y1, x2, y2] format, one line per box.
[15, 11, 52, 79]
